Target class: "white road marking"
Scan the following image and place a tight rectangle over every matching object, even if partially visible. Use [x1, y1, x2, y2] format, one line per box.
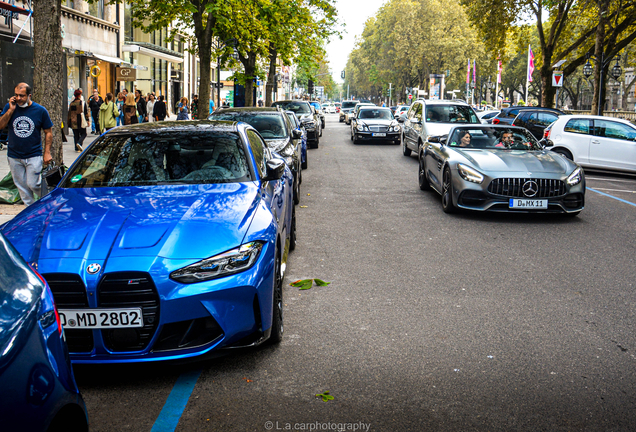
[587, 177, 636, 183]
[590, 188, 636, 193]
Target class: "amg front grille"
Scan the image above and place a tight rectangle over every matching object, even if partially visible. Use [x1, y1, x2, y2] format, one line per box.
[97, 272, 160, 352]
[488, 178, 566, 198]
[42, 273, 94, 353]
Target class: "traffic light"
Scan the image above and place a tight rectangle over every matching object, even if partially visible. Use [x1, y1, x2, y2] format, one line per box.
[308, 79, 314, 95]
[341, 70, 345, 79]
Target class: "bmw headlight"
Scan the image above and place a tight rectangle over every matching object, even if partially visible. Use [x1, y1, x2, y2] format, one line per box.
[170, 241, 265, 283]
[566, 166, 582, 186]
[457, 163, 484, 184]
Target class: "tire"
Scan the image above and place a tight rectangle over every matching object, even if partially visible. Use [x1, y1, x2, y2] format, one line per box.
[289, 207, 296, 251]
[553, 148, 573, 161]
[441, 167, 456, 213]
[350, 129, 354, 141]
[322, 120, 325, 129]
[402, 134, 411, 156]
[319, 124, 323, 137]
[293, 174, 300, 205]
[339, 118, 343, 123]
[353, 133, 359, 144]
[301, 158, 307, 169]
[418, 153, 430, 191]
[269, 248, 284, 344]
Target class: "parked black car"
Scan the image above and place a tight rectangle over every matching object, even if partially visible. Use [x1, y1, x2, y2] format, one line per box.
[490, 106, 563, 125]
[271, 100, 321, 148]
[209, 107, 303, 204]
[512, 109, 562, 140]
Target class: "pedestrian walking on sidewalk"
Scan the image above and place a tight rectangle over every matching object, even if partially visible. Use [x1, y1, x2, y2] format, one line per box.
[0, 82, 53, 206]
[146, 93, 156, 123]
[190, 94, 199, 119]
[88, 89, 103, 135]
[135, 90, 147, 123]
[116, 92, 125, 126]
[154, 95, 167, 121]
[177, 97, 189, 120]
[99, 92, 119, 133]
[67, 88, 89, 152]
[123, 94, 138, 125]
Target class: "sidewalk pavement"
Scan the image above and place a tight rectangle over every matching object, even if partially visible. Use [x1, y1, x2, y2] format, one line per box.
[0, 115, 178, 224]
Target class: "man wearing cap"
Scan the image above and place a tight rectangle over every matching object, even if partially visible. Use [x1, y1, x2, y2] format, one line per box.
[0, 82, 53, 206]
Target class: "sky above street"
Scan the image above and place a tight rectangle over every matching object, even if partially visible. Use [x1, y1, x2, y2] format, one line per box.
[327, 0, 388, 84]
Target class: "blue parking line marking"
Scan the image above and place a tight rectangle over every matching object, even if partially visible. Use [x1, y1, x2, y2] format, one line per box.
[587, 187, 636, 208]
[150, 369, 202, 432]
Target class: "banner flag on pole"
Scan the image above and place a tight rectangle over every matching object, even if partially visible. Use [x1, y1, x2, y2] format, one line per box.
[473, 60, 477, 84]
[466, 59, 470, 84]
[497, 59, 502, 84]
[528, 46, 535, 82]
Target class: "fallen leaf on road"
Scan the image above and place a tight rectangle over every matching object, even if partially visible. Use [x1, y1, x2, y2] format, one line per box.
[316, 391, 334, 402]
[300, 205, 308, 208]
[290, 279, 332, 290]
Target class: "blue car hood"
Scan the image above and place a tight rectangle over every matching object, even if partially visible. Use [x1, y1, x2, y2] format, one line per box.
[1, 183, 260, 263]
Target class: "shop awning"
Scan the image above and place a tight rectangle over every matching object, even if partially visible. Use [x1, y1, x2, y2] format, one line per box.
[94, 53, 126, 64]
[0, 1, 31, 15]
[122, 44, 184, 64]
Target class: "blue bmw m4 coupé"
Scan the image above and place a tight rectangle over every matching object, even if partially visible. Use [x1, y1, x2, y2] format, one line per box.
[1, 121, 295, 363]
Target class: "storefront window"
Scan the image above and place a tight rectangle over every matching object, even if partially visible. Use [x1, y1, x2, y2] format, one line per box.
[124, 2, 133, 42]
[66, 55, 81, 105]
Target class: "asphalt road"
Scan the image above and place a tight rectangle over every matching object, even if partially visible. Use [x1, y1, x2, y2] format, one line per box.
[74, 114, 636, 432]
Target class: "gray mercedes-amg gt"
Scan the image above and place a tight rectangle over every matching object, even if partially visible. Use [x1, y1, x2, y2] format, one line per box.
[418, 125, 585, 215]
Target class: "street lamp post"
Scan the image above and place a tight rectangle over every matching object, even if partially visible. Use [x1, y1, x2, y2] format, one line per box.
[583, 52, 622, 115]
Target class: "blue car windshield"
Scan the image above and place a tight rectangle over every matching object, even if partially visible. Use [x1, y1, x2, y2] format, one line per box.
[210, 112, 288, 139]
[61, 132, 252, 188]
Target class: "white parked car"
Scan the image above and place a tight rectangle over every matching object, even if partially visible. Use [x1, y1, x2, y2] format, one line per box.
[546, 114, 636, 174]
[477, 110, 500, 124]
[324, 103, 337, 114]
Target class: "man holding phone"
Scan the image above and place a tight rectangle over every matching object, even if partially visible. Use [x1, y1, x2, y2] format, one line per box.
[0, 82, 53, 206]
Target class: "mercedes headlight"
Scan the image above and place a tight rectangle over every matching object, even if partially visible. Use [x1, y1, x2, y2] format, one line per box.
[566, 167, 582, 186]
[356, 124, 364, 131]
[457, 163, 484, 184]
[170, 241, 265, 283]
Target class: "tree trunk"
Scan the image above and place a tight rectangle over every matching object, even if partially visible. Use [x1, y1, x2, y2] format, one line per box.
[265, 45, 277, 107]
[198, 39, 212, 117]
[540, 48, 556, 107]
[592, 0, 610, 115]
[242, 52, 257, 107]
[33, 0, 64, 167]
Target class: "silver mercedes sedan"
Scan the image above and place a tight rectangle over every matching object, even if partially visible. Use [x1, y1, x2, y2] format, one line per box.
[418, 125, 585, 216]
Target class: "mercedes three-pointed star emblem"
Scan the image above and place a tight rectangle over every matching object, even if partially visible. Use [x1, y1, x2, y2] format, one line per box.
[522, 180, 539, 197]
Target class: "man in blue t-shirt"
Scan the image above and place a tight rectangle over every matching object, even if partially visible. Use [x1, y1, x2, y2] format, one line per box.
[0, 82, 53, 206]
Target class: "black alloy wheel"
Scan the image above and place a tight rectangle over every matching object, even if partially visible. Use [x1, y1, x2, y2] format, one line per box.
[269, 248, 284, 343]
[289, 207, 297, 251]
[402, 134, 411, 156]
[418, 153, 430, 191]
[293, 173, 300, 205]
[441, 167, 456, 213]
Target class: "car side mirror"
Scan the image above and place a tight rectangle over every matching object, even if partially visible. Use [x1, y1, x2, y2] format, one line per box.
[262, 158, 286, 181]
[428, 136, 440, 143]
[292, 129, 302, 139]
[538, 138, 553, 147]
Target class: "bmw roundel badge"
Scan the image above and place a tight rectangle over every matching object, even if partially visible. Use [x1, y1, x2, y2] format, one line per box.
[87, 263, 101, 274]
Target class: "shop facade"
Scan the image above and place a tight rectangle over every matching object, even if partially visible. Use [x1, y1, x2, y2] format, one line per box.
[0, 0, 33, 104]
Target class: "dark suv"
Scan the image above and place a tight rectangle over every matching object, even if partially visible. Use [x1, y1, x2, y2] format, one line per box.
[271, 100, 322, 148]
[490, 106, 563, 125]
[512, 109, 562, 140]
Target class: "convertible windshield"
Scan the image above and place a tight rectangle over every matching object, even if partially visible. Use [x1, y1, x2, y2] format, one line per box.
[358, 109, 393, 120]
[425, 105, 479, 124]
[61, 132, 252, 188]
[210, 112, 288, 139]
[271, 101, 311, 114]
[447, 127, 542, 150]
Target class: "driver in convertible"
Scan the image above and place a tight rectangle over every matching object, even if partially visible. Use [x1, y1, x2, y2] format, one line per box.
[496, 130, 532, 149]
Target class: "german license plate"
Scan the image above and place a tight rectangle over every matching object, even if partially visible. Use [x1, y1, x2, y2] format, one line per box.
[509, 199, 548, 209]
[59, 308, 144, 329]
[372, 133, 386, 137]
